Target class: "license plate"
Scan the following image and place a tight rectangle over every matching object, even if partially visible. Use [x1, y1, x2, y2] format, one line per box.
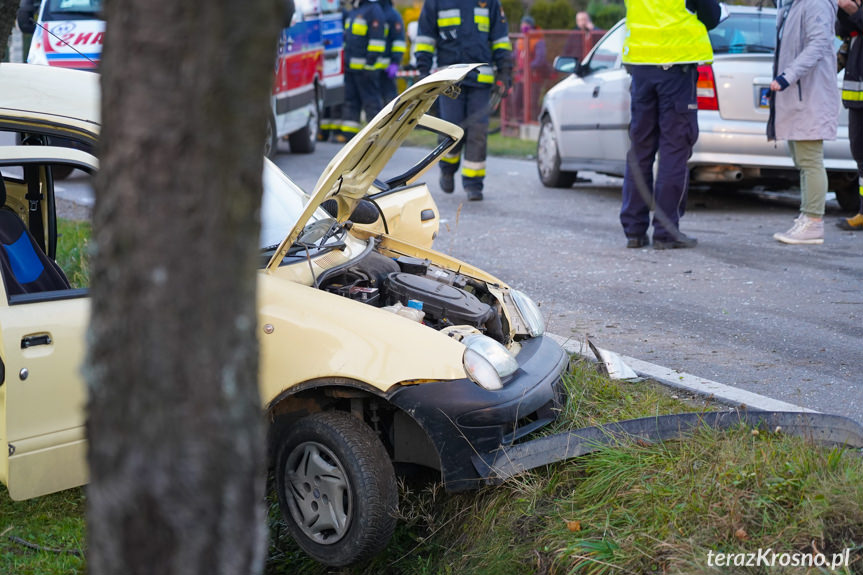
[758, 87, 771, 108]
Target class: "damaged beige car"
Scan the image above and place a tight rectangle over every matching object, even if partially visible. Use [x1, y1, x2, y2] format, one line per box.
[0, 63, 568, 566]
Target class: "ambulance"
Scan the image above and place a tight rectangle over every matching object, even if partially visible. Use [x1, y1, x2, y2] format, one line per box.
[269, 0, 345, 157]
[26, 0, 103, 70]
[22, 0, 344, 159]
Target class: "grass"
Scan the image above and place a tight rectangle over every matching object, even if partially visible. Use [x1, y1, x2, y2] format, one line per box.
[56, 219, 91, 288]
[404, 118, 537, 159]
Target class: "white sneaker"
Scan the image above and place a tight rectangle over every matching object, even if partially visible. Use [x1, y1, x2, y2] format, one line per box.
[773, 214, 824, 245]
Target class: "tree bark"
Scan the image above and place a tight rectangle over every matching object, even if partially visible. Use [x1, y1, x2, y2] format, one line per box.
[86, 1, 282, 574]
[0, 1, 18, 61]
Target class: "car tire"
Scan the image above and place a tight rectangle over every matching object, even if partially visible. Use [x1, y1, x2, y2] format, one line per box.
[265, 111, 279, 160]
[537, 116, 577, 188]
[835, 180, 860, 213]
[275, 410, 397, 566]
[288, 84, 321, 154]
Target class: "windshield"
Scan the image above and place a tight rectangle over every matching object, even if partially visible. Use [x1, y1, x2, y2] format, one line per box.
[259, 159, 331, 250]
[709, 12, 776, 54]
[42, 0, 102, 20]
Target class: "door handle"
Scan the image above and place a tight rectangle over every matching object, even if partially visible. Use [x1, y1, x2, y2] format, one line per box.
[592, 86, 600, 98]
[21, 334, 52, 349]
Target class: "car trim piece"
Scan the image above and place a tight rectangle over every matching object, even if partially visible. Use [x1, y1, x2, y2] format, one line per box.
[472, 411, 863, 484]
[559, 123, 629, 132]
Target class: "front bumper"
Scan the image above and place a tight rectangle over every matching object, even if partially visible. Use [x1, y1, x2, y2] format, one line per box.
[388, 335, 568, 491]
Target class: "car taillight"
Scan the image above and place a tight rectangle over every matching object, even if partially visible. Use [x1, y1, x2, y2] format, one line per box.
[696, 65, 719, 111]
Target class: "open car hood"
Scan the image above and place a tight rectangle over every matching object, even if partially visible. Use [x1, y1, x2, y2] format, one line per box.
[265, 64, 475, 271]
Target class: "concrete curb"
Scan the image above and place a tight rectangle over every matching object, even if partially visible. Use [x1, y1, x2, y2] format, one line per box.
[547, 333, 816, 414]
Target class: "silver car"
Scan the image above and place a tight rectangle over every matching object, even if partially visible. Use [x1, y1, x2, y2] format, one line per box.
[536, 6, 859, 212]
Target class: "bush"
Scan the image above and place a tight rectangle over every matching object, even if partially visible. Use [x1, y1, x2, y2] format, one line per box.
[591, 2, 625, 30]
[529, 0, 575, 30]
[500, 0, 525, 33]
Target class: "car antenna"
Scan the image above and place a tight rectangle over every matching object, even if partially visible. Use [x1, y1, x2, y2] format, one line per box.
[33, 21, 98, 67]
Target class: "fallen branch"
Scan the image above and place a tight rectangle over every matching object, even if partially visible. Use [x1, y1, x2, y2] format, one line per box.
[8, 535, 83, 557]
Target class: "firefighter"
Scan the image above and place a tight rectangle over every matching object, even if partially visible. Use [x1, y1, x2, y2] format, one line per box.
[379, 0, 406, 103]
[338, 0, 386, 142]
[415, 0, 513, 201]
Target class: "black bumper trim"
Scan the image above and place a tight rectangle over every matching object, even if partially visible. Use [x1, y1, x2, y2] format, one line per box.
[473, 410, 863, 483]
[389, 335, 568, 491]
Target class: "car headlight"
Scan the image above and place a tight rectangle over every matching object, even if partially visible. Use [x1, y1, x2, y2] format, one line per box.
[463, 348, 503, 391]
[511, 289, 545, 337]
[462, 333, 519, 389]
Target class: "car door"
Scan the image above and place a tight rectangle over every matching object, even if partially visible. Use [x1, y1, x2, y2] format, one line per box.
[0, 154, 93, 501]
[558, 22, 629, 170]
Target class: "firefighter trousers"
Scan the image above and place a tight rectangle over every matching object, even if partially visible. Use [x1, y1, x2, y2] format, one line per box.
[341, 69, 382, 140]
[438, 84, 491, 191]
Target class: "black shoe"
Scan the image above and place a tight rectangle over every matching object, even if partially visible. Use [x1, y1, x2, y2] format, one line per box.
[466, 187, 483, 201]
[836, 213, 863, 230]
[653, 233, 697, 250]
[626, 235, 649, 248]
[439, 172, 455, 194]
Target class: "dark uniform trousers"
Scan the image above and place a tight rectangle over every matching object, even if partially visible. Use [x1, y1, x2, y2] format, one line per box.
[620, 64, 698, 242]
[438, 84, 491, 191]
[344, 69, 383, 130]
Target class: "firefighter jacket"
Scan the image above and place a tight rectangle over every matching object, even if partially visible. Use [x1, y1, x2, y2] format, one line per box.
[345, 0, 386, 72]
[380, 1, 406, 69]
[414, 0, 513, 87]
[622, 0, 716, 65]
[838, 3, 863, 108]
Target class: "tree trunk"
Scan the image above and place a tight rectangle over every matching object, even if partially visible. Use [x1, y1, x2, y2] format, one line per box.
[86, 1, 282, 574]
[0, 1, 18, 61]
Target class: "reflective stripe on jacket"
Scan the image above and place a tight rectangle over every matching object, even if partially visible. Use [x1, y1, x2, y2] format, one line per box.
[345, 0, 386, 70]
[415, 0, 512, 87]
[838, 8, 863, 108]
[623, 0, 713, 65]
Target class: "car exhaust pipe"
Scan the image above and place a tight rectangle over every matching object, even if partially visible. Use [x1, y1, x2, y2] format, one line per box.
[692, 166, 744, 182]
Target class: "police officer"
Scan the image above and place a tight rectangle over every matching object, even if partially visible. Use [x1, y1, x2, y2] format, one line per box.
[378, 0, 406, 103]
[415, 0, 512, 201]
[339, 0, 386, 142]
[619, 0, 720, 249]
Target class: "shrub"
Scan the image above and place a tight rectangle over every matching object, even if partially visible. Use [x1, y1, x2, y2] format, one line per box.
[529, 0, 575, 30]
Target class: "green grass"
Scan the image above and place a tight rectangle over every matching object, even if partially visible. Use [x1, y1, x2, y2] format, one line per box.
[404, 121, 537, 159]
[4, 354, 863, 574]
[55, 219, 91, 288]
[0, 488, 85, 575]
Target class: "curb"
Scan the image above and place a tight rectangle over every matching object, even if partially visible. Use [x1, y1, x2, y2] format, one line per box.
[547, 333, 816, 414]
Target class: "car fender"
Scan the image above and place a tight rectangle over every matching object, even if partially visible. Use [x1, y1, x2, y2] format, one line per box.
[257, 272, 468, 404]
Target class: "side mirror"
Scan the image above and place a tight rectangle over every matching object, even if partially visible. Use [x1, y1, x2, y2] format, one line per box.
[283, 0, 295, 29]
[553, 56, 583, 76]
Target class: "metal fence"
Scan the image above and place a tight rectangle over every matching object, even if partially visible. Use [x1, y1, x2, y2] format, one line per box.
[501, 30, 605, 136]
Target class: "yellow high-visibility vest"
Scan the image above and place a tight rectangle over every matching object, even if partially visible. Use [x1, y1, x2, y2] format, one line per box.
[622, 0, 713, 65]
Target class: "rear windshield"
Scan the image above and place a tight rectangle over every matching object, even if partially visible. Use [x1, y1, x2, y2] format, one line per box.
[709, 12, 776, 54]
[42, 0, 103, 21]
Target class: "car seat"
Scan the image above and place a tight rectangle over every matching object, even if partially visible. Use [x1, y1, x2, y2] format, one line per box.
[0, 177, 70, 296]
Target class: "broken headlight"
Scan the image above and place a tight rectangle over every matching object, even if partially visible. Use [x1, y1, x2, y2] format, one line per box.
[462, 333, 518, 391]
[511, 289, 545, 337]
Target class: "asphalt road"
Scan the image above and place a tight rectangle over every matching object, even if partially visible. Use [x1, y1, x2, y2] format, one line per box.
[275, 141, 863, 423]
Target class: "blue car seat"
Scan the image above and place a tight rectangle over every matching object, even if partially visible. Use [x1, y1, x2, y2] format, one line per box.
[0, 178, 70, 296]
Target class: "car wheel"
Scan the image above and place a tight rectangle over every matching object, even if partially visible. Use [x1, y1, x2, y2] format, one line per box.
[265, 111, 278, 160]
[835, 180, 860, 213]
[537, 116, 577, 188]
[288, 85, 321, 154]
[275, 410, 397, 566]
